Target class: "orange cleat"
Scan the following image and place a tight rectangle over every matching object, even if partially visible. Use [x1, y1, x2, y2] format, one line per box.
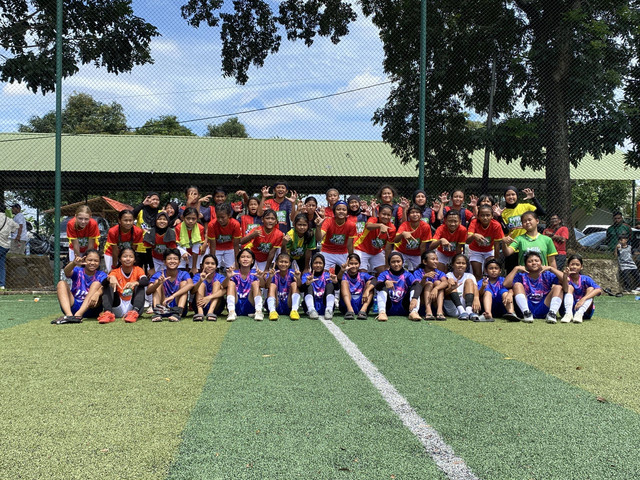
[123, 310, 139, 323]
[98, 311, 116, 324]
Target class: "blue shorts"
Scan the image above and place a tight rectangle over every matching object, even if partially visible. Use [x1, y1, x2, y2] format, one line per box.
[529, 301, 549, 319]
[236, 297, 255, 316]
[490, 289, 509, 317]
[64, 299, 102, 318]
[387, 300, 408, 316]
[339, 295, 363, 314]
[276, 297, 291, 315]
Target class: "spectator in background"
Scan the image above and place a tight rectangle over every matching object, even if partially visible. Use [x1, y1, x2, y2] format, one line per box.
[0, 203, 19, 290]
[543, 214, 569, 270]
[614, 234, 640, 294]
[606, 211, 632, 251]
[9, 203, 28, 255]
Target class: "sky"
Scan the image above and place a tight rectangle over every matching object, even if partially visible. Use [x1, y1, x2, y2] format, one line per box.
[0, 0, 393, 140]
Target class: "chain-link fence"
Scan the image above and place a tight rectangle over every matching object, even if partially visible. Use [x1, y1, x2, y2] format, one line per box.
[1, 1, 639, 291]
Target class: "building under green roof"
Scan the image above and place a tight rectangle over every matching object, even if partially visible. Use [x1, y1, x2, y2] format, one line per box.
[0, 132, 637, 195]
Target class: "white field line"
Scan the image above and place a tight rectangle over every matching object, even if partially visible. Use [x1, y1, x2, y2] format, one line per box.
[321, 317, 479, 480]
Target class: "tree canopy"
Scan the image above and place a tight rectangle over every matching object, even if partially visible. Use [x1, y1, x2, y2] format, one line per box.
[0, 0, 159, 94]
[206, 117, 249, 138]
[135, 115, 196, 136]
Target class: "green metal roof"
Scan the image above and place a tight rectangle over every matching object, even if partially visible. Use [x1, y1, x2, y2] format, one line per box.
[0, 132, 637, 180]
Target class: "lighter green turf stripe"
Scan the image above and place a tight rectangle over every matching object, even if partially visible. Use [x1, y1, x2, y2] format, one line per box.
[439, 314, 640, 413]
[337, 318, 640, 480]
[168, 319, 446, 480]
[0, 318, 231, 480]
[588, 295, 640, 325]
[0, 295, 58, 330]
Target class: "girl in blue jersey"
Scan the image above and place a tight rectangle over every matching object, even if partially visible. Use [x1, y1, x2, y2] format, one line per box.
[560, 254, 602, 323]
[503, 251, 564, 324]
[375, 252, 421, 321]
[266, 253, 301, 321]
[477, 257, 519, 322]
[147, 249, 193, 322]
[340, 254, 375, 320]
[192, 254, 226, 321]
[410, 250, 447, 321]
[299, 253, 337, 319]
[223, 248, 264, 321]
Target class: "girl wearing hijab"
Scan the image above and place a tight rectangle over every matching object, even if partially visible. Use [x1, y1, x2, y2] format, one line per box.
[143, 211, 178, 274]
[163, 201, 181, 229]
[495, 186, 546, 273]
[346, 195, 369, 237]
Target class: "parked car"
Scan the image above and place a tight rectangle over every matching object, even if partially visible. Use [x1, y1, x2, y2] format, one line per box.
[577, 229, 640, 251]
[581, 225, 610, 236]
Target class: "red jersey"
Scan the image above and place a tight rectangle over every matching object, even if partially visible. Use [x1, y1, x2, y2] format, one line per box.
[240, 214, 262, 238]
[321, 218, 357, 254]
[354, 217, 396, 255]
[394, 221, 432, 256]
[443, 206, 474, 226]
[207, 218, 242, 251]
[467, 219, 504, 253]
[434, 224, 468, 257]
[144, 233, 178, 260]
[104, 225, 145, 256]
[175, 223, 205, 254]
[67, 217, 100, 253]
[247, 226, 284, 262]
[108, 266, 146, 301]
[324, 206, 335, 218]
[542, 226, 569, 255]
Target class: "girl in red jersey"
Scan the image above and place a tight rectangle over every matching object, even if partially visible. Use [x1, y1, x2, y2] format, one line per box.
[207, 203, 242, 270]
[316, 200, 357, 273]
[354, 203, 396, 274]
[104, 209, 144, 273]
[467, 204, 504, 279]
[143, 211, 178, 274]
[346, 195, 370, 237]
[66, 205, 100, 262]
[431, 209, 468, 272]
[175, 207, 205, 276]
[393, 204, 433, 271]
[239, 197, 263, 242]
[241, 209, 284, 271]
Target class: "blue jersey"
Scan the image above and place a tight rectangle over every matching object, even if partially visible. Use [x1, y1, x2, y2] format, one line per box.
[377, 269, 413, 304]
[230, 270, 259, 299]
[193, 272, 225, 296]
[568, 274, 600, 302]
[513, 271, 558, 305]
[342, 271, 372, 297]
[302, 271, 332, 312]
[411, 268, 446, 285]
[69, 266, 107, 302]
[478, 276, 508, 297]
[271, 269, 296, 313]
[150, 269, 191, 307]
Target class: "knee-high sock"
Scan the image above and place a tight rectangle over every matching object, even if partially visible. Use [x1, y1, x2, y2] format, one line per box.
[549, 296, 562, 314]
[577, 298, 592, 314]
[227, 295, 236, 313]
[325, 294, 336, 313]
[449, 292, 465, 315]
[254, 295, 263, 312]
[291, 293, 301, 311]
[305, 294, 315, 311]
[515, 293, 529, 313]
[564, 293, 574, 314]
[464, 293, 474, 314]
[377, 290, 388, 313]
[267, 296, 276, 312]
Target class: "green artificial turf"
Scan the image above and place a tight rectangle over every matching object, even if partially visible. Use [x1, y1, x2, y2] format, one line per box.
[338, 318, 640, 480]
[439, 304, 640, 413]
[168, 319, 446, 480]
[589, 295, 640, 325]
[0, 294, 59, 330]
[0, 316, 231, 480]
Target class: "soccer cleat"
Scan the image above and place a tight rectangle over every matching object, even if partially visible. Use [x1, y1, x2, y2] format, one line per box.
[457, 312, 469, 321]
[522, 310, 534, 323]
[560, 312, 573, 323]
[324, 308, 334, 320]
[254, 310, 264, 321]
[226, 311, 237, 322]
[546, 311, 558, 324]
[573, 311, 584, 323]
[123, 310, 139, 323]
[98, 311, 116, 324]
[308, 309, 319, 319]
[408, 311, 422, 321]
[377, 312, 388, 322]
[289, 310, 300, 321]
[269, 311, 279, 321]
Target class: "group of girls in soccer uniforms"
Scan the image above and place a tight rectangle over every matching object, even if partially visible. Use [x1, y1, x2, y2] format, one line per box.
[54, 183, 601, 324]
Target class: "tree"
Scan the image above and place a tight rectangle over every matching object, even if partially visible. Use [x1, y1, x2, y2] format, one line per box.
[571, 180, 632, 217]
[178, 0, 638, 238]
[206, 117, 249, 138]
[0, 0, 159, 94]
[135, 116, 196, 136]
[18, 93, 127, 134]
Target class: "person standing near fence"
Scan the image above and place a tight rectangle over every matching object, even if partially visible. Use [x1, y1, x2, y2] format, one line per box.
[605, 211, 632, 252]
[0, 203, 18, 290]
[542, 214, 569, 270]
[9, 203, 28, 254]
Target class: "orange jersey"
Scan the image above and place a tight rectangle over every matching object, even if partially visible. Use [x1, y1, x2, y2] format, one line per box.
[104, 225, 145, 256]
[394, 221, 432, 256]
[321, 218, 357, 254]
[433, 224, 468, 257]
[108, 266, 146, 301]
[467, 219, 504, 253]
[207, 218, 242, 250]
[247, 226, 284, 262]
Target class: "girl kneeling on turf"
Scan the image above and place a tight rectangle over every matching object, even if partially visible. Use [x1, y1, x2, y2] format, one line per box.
[375, 252, 421, 322]
[266, 252, 302, 321]
[55, 249, 106, 324]
[443, 254, 481, 321]
[340, 253, 375, 320]
[223, 248, 264, 321]
[503, 251, 564, 323]
[192, 254, 226, 322]
[560, 254, 602, 324]
[299, 253, 337, 319]
[410, 250, 447, 321]
[477, 257, 518, 322]
[98, 247, 148, 324]
[147, 249, 193, 322]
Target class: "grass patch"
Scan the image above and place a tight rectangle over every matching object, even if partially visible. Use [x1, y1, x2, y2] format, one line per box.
[0, 316, 230, 480]
[0, 294, 59, 330]
[338, 317, 640, 479]
[168, 319, 445, 480]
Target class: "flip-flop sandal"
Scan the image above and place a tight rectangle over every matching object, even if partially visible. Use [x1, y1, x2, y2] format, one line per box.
[344, 312, 355, 320]
[435, 314, 447, 321]
[167, 315, 181, 322]
[206, 313, 218, 322]
[151, 315, 163, 322]
[424, 314, 436, 321]
[192, 314, 204, 322]
[356, 311, 368, 320]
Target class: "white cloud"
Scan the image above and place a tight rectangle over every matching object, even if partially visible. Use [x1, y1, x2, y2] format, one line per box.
[2, 82, 31, 96]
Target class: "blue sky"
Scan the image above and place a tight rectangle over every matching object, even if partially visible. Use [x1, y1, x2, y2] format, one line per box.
[0, 0, 392, 140]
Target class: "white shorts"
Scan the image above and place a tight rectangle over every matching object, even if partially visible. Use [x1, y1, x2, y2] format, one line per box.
[469, 250, 494, 268]
[215, 249, 236, 270]
[355, 250, 385, 272]
[436, 250, 455, 268]
[402, 254, 421, 272]
[152, 257, 165, 273]
[178, 245, 203, 270]
[104, 255, 114, 273]
[321, 251, 348, 271]
[112, 299, 133, 317]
